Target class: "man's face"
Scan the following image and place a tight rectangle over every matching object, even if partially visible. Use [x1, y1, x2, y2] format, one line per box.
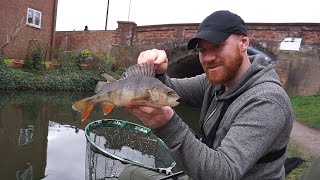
[197, 35, 244, 85]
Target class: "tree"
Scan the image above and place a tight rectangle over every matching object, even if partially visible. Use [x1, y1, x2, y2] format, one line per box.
[0, 17, 25, 63]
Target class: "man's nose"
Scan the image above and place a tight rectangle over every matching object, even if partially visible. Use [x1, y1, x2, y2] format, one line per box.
[201, 51, 217, 62]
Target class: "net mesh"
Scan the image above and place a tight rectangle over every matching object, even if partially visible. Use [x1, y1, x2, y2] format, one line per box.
[85, 122, 175, 180]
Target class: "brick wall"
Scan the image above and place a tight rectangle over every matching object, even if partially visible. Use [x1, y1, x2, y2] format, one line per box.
[54, 30, 115, 55]
[53, 21, 320, 95]
[54, 21, 320, 58]
[247, 23, 320, 56]
[0, 0, 57, 60]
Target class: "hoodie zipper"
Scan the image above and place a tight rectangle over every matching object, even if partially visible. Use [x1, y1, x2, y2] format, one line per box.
[204, 91, 218, 123]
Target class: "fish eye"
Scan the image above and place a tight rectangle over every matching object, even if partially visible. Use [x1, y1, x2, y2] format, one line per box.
[167, 91, 173, 95]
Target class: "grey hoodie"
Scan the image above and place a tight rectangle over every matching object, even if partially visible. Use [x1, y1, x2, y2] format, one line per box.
[154, 55, 294, 180]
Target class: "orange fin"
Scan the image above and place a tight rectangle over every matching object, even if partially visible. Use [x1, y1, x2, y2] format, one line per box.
[81, 104, 94, 121]
[72, 98, 95, 121]
[101, 102, 115, 115]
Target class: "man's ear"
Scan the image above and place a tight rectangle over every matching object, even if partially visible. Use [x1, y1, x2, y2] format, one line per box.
[239, 36, 249, 52]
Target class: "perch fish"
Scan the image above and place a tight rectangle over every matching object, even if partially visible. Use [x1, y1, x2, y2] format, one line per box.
[72, 62, 180, 121]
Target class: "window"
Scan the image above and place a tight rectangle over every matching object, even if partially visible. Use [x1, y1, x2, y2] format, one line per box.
[26, 8, 42, 28]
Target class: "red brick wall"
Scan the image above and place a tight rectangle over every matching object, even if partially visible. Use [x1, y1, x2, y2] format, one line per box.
[54, 30, 115, 55]
[54, 22, 320, 57]
[0, 0, 57, 60]
[113, 21, 136, 45]
[132, 24, 198, 46]
[247, 23, 320, 55]
[122, 23, 320, 55]
[53, 22, 320, 95]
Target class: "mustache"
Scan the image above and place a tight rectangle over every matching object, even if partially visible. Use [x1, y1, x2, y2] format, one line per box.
[202, 62, 222, 68]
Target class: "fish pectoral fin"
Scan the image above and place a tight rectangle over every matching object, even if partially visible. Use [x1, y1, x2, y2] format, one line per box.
[82, 105, 94, 121]
[130, 96, 150, 104]
[101, 102, 115, 115]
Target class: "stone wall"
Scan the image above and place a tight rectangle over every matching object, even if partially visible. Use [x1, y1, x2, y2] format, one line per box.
[281, 52, 320, 96]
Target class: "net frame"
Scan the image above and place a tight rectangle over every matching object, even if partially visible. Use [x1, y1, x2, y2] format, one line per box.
[85, 119, 176, 176]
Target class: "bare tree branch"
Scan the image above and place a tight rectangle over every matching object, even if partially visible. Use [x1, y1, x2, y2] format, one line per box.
[0, 16, 25, 56]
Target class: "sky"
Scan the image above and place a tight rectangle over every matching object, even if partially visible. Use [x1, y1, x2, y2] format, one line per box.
[56, 0, 320, 31]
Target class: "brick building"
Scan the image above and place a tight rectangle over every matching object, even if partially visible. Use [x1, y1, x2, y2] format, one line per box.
[0, 0, 58, 60]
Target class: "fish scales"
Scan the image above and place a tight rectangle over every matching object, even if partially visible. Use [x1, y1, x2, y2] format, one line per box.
[72, 62, 180, 121]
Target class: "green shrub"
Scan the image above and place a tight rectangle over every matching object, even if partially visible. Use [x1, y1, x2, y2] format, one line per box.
[0, 56, 9, 70]
[0, 49, 123, 91]
[24, 49, 44, 72]
[60, 51, 78, 71]
[0, 69, 36, 90]
[89, 53, 116, 72]
[0, 68, 103, 91]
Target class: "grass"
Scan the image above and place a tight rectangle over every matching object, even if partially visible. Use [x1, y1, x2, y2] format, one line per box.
[285, 93, 319, 179]
[286, 141, 314, 180]
[290, 93, 320, 129]
[3, 58, 13, 66]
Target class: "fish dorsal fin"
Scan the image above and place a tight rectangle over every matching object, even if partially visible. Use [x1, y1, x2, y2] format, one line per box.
[123, 62, 156, 78]
[95, 81, 109, 93]
[101, 73, 117, 83]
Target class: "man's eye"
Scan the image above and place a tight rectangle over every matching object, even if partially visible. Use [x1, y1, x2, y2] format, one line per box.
[200, 48, 207, 53]
[196, 47, 207, 53]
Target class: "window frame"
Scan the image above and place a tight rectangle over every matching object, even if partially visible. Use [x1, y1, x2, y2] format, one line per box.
[26, 8, 42, 29]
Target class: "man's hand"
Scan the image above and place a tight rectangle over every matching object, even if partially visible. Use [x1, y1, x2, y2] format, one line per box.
[125, 105, 174, 130]
[138, 49, 168, 75]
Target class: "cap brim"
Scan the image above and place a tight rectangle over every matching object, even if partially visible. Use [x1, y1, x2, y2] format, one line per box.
[187, 30, 231, 50]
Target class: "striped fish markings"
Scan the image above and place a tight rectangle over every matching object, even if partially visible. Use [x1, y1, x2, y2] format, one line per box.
[72, 63, 180, 121]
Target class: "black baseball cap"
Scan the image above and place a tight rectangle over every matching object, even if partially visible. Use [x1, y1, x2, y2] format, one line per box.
[188, 10, 247, 50]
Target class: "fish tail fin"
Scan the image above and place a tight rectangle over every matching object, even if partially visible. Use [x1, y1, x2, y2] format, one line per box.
[101, 102, 115, 115]
[72, 98, 95, 121]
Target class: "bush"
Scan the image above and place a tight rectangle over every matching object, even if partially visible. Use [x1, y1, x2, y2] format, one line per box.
[0, 49, 123, 91]
[53, 49, 117, 73]
[0, 56, 9, 70]
[89, 53, 116, 72]
[24, 49, 44, 72]
[60, 51, 79, 71]
[0, 69, 36, 90]
[0, 68, 103, 91]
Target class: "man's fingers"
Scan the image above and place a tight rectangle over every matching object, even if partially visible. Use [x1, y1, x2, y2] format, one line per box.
[154, 50, 167, 64]
[125, 106, 152, 119]
[138, 50, 157, 64]
[127, 106, 159, 116]
[138, 49, 167, 64]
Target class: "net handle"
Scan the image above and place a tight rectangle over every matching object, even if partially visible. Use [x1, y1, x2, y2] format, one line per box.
[85, 119, 176, 175]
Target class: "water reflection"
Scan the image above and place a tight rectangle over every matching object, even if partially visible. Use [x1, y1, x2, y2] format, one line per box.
[0, 91, 200, 180]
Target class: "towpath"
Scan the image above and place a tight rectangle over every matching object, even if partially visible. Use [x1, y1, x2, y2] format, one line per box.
[290, 121, 320, 158]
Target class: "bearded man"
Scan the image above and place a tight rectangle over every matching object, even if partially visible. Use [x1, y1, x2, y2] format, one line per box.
[126, 10, 294, 180]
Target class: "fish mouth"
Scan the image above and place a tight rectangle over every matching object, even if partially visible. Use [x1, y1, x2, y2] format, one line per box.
[169, 101, 180, 107]
[168, 94, 180, 107]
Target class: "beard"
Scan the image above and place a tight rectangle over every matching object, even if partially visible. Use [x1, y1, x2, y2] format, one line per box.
[203, 51, 243, 85]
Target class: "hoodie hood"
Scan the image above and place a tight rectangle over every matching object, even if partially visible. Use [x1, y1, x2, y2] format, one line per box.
[218, 55, 281, 100]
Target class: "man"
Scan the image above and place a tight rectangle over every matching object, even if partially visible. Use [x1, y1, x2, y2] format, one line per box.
[126, 10, 293, 180]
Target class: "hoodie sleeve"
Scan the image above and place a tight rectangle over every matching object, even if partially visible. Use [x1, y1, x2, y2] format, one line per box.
[154, 96, 290, 180]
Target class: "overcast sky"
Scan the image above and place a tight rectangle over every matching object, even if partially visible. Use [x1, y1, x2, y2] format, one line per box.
[56, 0, 320, 31]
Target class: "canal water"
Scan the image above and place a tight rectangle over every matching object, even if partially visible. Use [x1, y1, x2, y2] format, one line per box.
[0, 91, 200, 180]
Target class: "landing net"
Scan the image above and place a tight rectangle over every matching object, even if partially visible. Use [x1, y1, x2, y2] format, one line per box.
[85, 119, 176, 179]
